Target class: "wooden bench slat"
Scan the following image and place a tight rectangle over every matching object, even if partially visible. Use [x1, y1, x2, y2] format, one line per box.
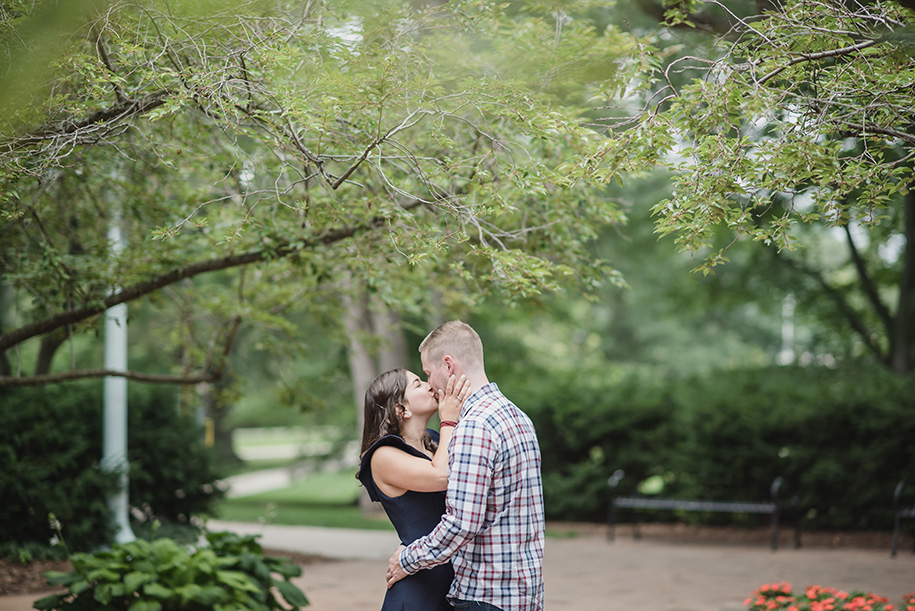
[606, 470, 801, 550]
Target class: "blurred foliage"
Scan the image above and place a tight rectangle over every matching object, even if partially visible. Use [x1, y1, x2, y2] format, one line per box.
[666, 363, 915, 530]
[0, 381, 224, 555]
[512, 360, 914, 530]
[0, 383, 116, 555]
[603, 0, 915, 374]
[515, 369, 678, 520]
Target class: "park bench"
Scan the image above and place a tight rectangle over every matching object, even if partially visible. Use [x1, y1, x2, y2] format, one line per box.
[891, 479, 915, 557]
[606, 469, 801, 550]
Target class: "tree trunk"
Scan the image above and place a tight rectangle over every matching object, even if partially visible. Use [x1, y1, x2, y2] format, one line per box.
[371, 304, 407, 373]
[197, 378, 243, 466]
[890, 185, 915, 375]
[341, 276, 410, 516]
[340, 275, 377, 438]
[34, 328, 67, 375]
[340, 274, 382, 515]
[0, 276, 10, 376]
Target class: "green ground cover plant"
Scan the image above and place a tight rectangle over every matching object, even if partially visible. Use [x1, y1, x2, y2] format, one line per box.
[35, 530, 308, 611]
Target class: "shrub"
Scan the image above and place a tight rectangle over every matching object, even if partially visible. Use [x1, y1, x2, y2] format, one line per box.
[35, 530, 308, 611]
[522, 371, 678, 521]
[1, 383, 117, 553]
[524, 362, 915, 530]
[667, 364, 915, 530]
[1, 381, 224, 555]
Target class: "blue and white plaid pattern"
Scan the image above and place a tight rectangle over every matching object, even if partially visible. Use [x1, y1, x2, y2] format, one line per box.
[400, 383, 545, 611]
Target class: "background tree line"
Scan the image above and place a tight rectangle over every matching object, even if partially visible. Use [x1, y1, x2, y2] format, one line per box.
[2, 0, 913, 554]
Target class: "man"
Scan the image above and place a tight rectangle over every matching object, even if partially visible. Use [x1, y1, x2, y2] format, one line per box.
[385, 320, 545, 611]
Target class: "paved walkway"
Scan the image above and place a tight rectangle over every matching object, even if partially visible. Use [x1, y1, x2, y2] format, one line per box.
[3, 521, 912, 611]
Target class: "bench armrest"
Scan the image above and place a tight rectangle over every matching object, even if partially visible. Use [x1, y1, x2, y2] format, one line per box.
[770, 476, 784, 502]
[894, 480, 906, 508]
[608, 469, 625, 490]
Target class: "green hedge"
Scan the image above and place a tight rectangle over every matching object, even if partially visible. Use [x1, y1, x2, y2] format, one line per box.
[526, 364, 915, 530]
[1, 381, 224, 555]
[667, 365, 915, 530]
[520, 371, 678, 521]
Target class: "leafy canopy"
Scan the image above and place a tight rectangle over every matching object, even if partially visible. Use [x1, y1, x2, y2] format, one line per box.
[595, 0, 915, 272]
[0, 0, 655, 383]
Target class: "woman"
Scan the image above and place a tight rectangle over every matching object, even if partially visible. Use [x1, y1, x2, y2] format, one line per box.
[357, 368, 469, 611]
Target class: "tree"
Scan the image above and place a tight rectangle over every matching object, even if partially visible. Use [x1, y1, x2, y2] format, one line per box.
[0, 0, 654, 387]
[585, 0, 915, 373]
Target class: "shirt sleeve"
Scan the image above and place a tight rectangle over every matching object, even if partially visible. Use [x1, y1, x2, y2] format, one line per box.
[399, 417, 495, 572]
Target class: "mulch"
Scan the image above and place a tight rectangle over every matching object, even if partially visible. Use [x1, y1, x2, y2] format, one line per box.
[0, 559, 70, 598]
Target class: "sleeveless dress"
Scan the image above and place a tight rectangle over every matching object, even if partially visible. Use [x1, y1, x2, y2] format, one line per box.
[358, 432, 454, 611]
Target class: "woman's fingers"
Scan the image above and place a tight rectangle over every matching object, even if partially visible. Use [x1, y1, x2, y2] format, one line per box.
[444, 374, 457, 395]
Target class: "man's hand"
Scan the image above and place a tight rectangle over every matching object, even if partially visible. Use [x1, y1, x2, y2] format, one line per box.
[385, 544, 408, 589]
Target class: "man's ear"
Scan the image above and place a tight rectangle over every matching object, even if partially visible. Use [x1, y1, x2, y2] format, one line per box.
[443, 355, 455, 374]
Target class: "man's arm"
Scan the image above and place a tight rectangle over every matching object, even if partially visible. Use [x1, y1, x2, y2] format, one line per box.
[385, 545, 407, 587]
[390, 418, 495, 582]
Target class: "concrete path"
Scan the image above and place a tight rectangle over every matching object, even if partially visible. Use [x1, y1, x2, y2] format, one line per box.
[4, 521, 912, 611]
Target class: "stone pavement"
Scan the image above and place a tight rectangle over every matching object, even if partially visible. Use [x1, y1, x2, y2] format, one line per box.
[3, 520, 912, 611]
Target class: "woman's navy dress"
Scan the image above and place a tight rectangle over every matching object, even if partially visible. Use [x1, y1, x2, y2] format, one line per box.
[358, 432, 454, 611]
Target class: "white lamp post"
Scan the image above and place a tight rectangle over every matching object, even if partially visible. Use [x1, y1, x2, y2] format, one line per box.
[101, 216, 135, 544]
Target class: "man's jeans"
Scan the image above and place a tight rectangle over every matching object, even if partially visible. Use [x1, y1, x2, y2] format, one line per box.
[452, 600, 505, 611]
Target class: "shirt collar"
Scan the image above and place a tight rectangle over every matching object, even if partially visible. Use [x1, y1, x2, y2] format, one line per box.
[460, 382, 499, 417]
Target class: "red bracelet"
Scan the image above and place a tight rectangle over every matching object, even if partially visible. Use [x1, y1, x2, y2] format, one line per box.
[440, 420, 458, 428]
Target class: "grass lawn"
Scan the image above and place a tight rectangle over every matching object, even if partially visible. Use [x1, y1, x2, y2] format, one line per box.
[215, 466, 592, 537]
[216, 469, 394, 531]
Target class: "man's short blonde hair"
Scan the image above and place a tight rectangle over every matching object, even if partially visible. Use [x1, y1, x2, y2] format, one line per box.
[419, 320, 484, 371]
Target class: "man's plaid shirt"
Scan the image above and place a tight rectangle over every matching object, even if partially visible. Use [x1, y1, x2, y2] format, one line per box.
[399, 383, 545, 611]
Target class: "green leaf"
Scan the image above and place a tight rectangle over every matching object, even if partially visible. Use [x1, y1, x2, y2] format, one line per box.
[32, 594, 62, 610]
[123, 571, 154, 594]
[215, 570, 261, 594]
[143, 582, 174, 599]
[268, 561, 302, 579]
[274, 579, 309, 608]
[42, 570, 78, 586]
[192, 585, 228, 605]
[127, 601, 162, 611]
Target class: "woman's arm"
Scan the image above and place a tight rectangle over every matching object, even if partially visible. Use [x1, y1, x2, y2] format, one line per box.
[430, 374, 466, 475]
[371, 375, 469, 496]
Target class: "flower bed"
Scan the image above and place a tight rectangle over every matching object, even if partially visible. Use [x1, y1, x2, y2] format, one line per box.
[745, 582, 915, 611]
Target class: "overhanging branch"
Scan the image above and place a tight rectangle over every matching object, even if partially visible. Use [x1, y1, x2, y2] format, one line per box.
[0, 219, 380, 354]
[756, 38, 883, 86]
[777, 251, 886, 362]
[0, 368, 223, 388]
[4, 90, 171, 153]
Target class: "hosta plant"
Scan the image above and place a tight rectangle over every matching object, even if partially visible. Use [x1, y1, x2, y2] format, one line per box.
[34, 531, 308, 611]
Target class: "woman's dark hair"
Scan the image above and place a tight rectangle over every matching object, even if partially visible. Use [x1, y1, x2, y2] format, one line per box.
[357, 368, 437, 478]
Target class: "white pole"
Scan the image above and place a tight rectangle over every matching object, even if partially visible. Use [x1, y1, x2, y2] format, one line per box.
[101, 217, 135, 544]
[777, 294, 796, 366]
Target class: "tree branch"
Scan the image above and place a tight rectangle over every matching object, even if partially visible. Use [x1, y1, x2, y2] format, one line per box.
[0, 218, 383, 354]
[833, 119, 915, 147]
[777, 251, 885, 362]
[0, 368, 224, 388]
[0, 311, 245, 388]
[843, 223, 894, 335]
[756, 38, 883, 86]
